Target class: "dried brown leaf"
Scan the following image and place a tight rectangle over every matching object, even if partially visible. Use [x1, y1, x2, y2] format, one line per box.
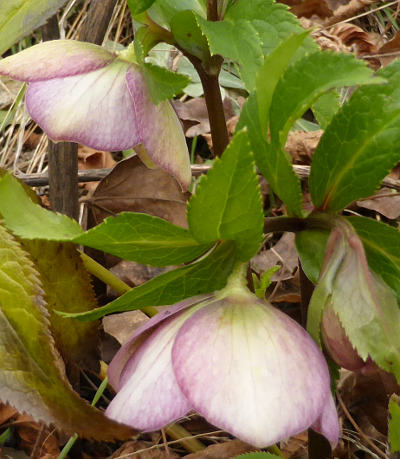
[377, 32, 400, 67]
[184, 439, 255, 458]
[356, 188, 400, 219]
[285, 130, 323, 164]
[109, 440, 179, 459]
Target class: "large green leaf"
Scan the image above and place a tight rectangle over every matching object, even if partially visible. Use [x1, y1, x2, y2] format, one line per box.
[187, 131, 263, 261]
[269, 51, 378, 148]
[347, 216, 400, 303]
[310, 61, 400, 211]
[0, 224, 133, 439]
[0, 173, 82, 240]
[141, 0, 205, 28]
[237, 94, 303, 216]
[75, 213, 212, 266]
[127, 0, 156, 15]
[20, 240, 100, 371]
[58, 241, 237, 321]
[389, 394, 400, 452]
[0, 0, 68, 55]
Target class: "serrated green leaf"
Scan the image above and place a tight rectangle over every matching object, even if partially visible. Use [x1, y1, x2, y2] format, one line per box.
[142, 62, 190, 104]
[256, 30, 309, 134]
[127, 0, 156, 15]
[295, 229, 329, 284]
[0, 173, 83, 240]
[237, 94, 303, 216]
[347, 216, 400, 303]
[197, 15, 263, 91]
[233, 453, 281, 459]
[0, 0, 68, 55]
[225, 0, 316, 59]
[187, 131, 263, 261]
[171, 10, 210, 62]
[389, 394, 400, 452]
[58, 241, 237, 321]
[312, 90, 341, 130]
[310, 60, 400, 211]
[270, 51, 379, 149]
[74, 212, 212, 266]
[20, 240, 100, 371]
[0, 224, 133, 440]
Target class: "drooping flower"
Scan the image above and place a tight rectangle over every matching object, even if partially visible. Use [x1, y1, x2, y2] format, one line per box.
[0, 40, 191, 189]
[106, 264, 339, 448]
[309, 219, 400, 378]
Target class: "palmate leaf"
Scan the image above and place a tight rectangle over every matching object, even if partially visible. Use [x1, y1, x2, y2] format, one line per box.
[58, 241, 237, 322]
[75, 213, 212, 266]
[0, 174, 211, 266]
[310, 60, 400, 211]
[0, 224, 133, 439]
[0, 0, 68, 55]
[187, 130, 264, 261]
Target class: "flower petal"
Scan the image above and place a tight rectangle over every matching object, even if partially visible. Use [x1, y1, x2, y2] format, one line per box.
[0, 40, 114, 82]
[311, 393, 340, 447]
[125, 68, 191, 190]
[106, 308, 198, 431]
[172, 297, 336, 447]
[108, 294, 212, 390]
[26, 60, 138, 151]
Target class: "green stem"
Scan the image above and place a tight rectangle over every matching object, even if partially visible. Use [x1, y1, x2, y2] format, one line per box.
[79, 251, 206, 453]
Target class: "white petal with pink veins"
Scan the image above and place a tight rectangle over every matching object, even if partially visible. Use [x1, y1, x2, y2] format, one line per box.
[26, 60, 138, 151]
[0, 40, 114, 81]
[172, 296, 337, 447]
[126, 69, 191, 190]
[106, 306, 202, 431]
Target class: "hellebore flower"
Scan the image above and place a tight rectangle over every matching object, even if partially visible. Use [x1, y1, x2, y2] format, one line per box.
[309, 220, 400, 377]
[106, 265, 339, 448]
[0, 40, 191, 189]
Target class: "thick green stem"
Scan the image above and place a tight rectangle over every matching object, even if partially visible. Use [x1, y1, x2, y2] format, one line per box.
[79, 251, 206, 453]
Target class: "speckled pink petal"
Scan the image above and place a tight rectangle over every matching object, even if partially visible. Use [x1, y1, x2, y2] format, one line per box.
[125, 68, 191, 190]
[108, 294, 212, 390]
[172, 296, 337, 448]
[311, 393, 340, 447]
[106, 306, 202, 431]
[25, 60, 138, 151]
[0, 40, 114, 82]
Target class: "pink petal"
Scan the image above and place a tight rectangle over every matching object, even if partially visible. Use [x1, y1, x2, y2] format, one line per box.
[172, 297, 336, 447]
[0, 40, 114, 82]
[126, 68, 192, 190]
[25, 60, 138, 151]
[106, 306, 202, 431]
[108, 294, 212, 390]
[311, 394, 340, 447]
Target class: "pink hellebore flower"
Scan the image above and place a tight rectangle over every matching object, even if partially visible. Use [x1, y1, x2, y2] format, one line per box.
[106, 265, 339, 448]
[0, 40, 191, 189]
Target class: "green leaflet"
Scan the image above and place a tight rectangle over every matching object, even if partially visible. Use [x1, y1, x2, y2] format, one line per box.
[58, 241, 237, 321]
[75, 213, 212, 266]
[237, 94, 303, 216]
[127, 0, 156, 15]
[310, 60, 400, 211]
[142, 62, 190, 104]
[20, 240, 100, 371]
[0, 173, 83, 240]
[171, 10, 210, 62]
[312, 90, 341, 130]
[187, 131, 264, 261]
[347, 216, 400, 303]
[269, 51, 379, 148]
[389, 394, 400, 452]
[0, 0, 68, 55]
[139, 0, 205, 29]
[0, 224, 133, 440]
